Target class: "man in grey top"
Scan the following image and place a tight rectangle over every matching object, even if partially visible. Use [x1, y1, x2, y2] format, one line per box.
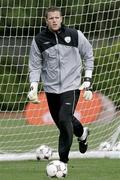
[28, 6, 94, 164]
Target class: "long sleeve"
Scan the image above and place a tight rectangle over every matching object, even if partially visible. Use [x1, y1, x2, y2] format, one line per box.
[77, 30, 94, 72]
[29, 38, 42, 83]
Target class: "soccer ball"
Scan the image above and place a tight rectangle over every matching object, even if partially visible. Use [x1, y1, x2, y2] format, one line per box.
[46, 160, 68, 178]
[36, 145, 53, 160]
[112, 141, 120, 151]
[99, 141, 111, 151]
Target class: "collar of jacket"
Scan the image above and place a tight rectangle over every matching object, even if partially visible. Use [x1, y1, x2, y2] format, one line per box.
[46, 24, 66, 35]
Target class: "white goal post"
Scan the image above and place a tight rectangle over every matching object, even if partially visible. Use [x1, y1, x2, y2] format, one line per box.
[0, 0, 120, 161]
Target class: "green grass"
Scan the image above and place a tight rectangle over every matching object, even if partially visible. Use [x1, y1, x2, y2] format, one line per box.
[0, 159, 120, 180]
[0, 118, 119, 152]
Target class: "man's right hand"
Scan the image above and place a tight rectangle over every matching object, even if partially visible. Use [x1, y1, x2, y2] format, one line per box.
[27, 82, 40, 104]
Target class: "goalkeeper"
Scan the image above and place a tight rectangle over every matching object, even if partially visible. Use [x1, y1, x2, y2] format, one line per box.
[28, 6, 94, 164]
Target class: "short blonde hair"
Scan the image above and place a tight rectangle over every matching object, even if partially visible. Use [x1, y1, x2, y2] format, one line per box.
[45, 6, 62, 18]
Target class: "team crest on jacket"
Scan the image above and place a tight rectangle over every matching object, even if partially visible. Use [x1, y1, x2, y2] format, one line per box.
[64, 36, 71, 43]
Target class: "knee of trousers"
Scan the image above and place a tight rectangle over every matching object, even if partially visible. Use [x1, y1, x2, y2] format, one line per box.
[58, 111, 72, 129]
[59, 108, 70, 119]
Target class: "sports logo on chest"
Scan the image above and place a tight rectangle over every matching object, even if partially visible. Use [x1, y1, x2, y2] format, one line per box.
[64, 36, 71, 43]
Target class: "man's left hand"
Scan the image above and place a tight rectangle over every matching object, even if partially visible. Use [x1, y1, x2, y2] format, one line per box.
[79, 79, 93, 101]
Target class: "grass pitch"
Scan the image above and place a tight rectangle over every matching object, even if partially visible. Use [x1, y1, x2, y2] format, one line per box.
[0, 158, 120, 180]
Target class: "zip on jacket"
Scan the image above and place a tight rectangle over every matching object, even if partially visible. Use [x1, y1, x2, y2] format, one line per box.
[54, 32, 61, 93]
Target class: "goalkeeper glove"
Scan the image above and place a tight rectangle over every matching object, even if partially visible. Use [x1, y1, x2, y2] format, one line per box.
[28, 82, 40, 104]
[79, 77, 93, 101]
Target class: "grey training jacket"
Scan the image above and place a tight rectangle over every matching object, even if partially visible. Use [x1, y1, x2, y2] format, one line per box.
[29, 26, 94, 94]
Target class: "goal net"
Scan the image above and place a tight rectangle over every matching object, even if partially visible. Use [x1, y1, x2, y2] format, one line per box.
[0, 0, 120, 161]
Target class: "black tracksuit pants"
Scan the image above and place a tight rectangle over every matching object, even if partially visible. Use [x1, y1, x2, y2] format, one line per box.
[46, 90, 83, 163]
